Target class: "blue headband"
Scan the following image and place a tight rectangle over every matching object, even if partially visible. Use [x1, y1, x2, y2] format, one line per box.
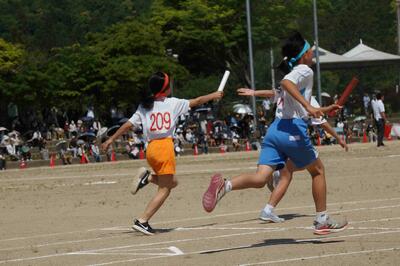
[288, 40, 310, 70]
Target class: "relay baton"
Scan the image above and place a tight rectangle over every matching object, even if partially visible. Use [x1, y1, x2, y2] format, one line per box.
[217, 70, 230, 92]
[328, 76, 359, 117]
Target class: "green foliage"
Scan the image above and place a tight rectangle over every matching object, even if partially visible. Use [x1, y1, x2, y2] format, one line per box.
[0, 0, 399, 121]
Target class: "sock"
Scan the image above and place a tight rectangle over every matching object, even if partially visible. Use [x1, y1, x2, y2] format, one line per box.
[224, 180, 232, 193]
[263, 204, 274, 213]
[316, 211, 328, 223]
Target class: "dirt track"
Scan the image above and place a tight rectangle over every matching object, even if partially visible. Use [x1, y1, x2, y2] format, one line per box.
[1, 141, 400, 265]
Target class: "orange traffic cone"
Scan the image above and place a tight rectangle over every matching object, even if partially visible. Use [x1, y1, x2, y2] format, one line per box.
[139, 147, 145, 160]
[245, 141, 251, 152]
[19, 159, 27, 169]
[219, 144, 225, 154]
[80, 153, 88, 164]
[111, 150, 116, 162]
[362, 130, 368, 143]
[193, 144, 199, 156]
[50, 154, 55, 167]
[386, 124, 393, 141]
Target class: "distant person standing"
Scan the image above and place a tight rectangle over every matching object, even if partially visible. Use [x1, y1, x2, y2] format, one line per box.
[363, 93, 370, 116]
[371, 93, 387, 147]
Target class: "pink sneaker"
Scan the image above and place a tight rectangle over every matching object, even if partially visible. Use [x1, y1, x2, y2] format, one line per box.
[202, 174, 226, 212]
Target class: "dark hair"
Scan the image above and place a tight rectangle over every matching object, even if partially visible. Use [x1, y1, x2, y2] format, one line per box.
[140, 72, 167, 109]
[277, 31, 306, 75]
[376, 92, 383, 100]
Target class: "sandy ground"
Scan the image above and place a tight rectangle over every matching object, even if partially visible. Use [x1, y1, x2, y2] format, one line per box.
[0, 141, 400, 265]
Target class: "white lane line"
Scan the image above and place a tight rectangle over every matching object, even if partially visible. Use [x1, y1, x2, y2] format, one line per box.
[2, 223, 400, 265]
[0, 166, 256, 183]
[2, 196, 400, 243]
[87, 230, 400, 266]
[239, 247, 400, 265]
[2, 152, 400, 183]
[83, 181, 117, 186]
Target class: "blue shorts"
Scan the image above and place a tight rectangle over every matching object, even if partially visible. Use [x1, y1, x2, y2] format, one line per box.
[258, 118, 318, 170]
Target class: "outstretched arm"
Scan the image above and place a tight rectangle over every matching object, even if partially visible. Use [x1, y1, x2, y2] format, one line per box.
[189, 91, 223, 108]
[321, 122, 348, 151]
[237, 88, 275, 98]
[101, 121, 134, 151]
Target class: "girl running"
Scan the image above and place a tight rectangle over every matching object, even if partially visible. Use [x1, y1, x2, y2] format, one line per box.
[202, 32, 348, 235]
[102, 72, 223, 235]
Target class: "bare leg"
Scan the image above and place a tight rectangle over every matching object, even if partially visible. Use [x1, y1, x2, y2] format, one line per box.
[268, 160, 300, 206]
[231, 165, 275, 190]
[306, 158, 326, 212]
[138, 174, 178, 222]
[268, 167, 293, 206]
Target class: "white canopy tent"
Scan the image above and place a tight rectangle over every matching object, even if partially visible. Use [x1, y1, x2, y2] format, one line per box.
[312, 41, 400, 70]
[312, 46, 353, 70]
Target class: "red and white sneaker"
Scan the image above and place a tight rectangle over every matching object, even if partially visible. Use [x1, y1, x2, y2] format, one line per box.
[313, 217, 348, 235]
[202, 174, 226, 212]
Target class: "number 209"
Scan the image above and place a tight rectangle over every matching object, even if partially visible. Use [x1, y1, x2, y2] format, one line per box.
[150, 112, 171, 131]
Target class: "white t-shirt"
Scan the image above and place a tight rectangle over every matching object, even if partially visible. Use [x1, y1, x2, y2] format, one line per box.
[372, 99, 385, 120]
[277, 64, 314, 119]
[275, 92, 326, 125]
[129, 97, 190, 142]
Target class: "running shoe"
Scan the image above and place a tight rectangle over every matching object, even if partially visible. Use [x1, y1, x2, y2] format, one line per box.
[202, 174, 226, 212]
[259, 210, 285, 223]
[313, 217, 348, 235]
[131, 167, 150, 195]
[132, 219, 155, 235]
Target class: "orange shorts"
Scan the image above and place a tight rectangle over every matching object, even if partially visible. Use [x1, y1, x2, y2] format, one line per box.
[146, 138, 176, 175]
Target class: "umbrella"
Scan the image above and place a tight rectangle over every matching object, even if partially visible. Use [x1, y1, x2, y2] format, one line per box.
[353, 116, 367, 122]
[56, 140, 67, 150]
[230, 124, 240, 131]
[21, 146, 30, 153]
[194, 107, 211, 113]
[106, 125, 120, 137]
[80, 116, 93, 122]
[0, 127, 8, 131]
[78, 132, 96, 142]
[233, 104, 252, 114]
[97, 127, 108, 138]
[119, 117, 129, 124]
[321, 92, 331, 98]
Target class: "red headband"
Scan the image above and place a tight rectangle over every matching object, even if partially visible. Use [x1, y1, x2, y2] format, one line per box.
[154, 73, 170, 98]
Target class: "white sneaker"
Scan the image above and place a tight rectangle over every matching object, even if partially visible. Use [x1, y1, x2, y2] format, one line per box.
[259, 210, 285, 223]
[131, 167, 150, 195]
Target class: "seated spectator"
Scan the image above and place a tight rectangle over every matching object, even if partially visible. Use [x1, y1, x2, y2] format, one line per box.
[90, 140, 101, 162]
[20, 145, 32, 161]
[68, 136, 78, 157]
[126, 138, 139, 159]
[3, 136, 19, 161]
[29, 129, 46, 150]
[208, 133, 216, 147]
[69, 120, 77, 137]
[0, 150, 6, 170]
[174, 138, 184, 157]
[232, 131, 241, 151]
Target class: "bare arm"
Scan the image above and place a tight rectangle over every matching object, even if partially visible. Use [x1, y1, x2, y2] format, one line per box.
[280, 79, 323, 118]
[380, 111, 387, 121]
[101, 121, 134, 151]
[237, 88, 275, 98]
[189, 91, 223, 108]
[321, 122, 348, 151]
